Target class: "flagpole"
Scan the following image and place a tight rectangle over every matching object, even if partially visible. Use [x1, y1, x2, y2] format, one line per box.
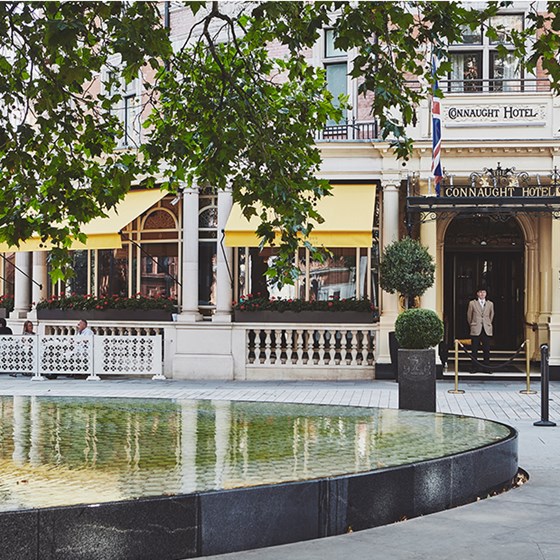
[431, 53, 443, 197]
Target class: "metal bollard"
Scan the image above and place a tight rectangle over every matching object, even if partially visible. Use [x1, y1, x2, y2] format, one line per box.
[448, 339, 465, 394]
[534, 344, 556, 427]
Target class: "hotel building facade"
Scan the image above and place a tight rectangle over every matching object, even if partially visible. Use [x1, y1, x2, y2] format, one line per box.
[2, 2, 560, 380]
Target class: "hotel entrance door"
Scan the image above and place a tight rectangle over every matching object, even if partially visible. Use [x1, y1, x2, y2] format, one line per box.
[444, 253, 524, 350]
[443, 217, 525, 352]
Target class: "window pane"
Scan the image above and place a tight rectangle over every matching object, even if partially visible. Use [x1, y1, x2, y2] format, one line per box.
[455, 24, 482, 45]
[199, 207, 218, 229]
[309, 248, 356, 300]
[199, 242, 217, 305]
[98, 248, 128, 297]
[68, 251, 88, 295]
[325, 29, 345, 58]
[489, 15, 523, 44]
[326, 63, 348, 122]
[140, 243, 179, 299]
[3, 252, 15, 297]
[449, 52, 482, 92]
[491, 51, 521, 91]
[245, 248, 296, 300]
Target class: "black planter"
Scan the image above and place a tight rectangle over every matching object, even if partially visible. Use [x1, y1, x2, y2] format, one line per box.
[36, 309, 173, 322]
[233, 310, 374, 324]
[397, 348, 436, 412]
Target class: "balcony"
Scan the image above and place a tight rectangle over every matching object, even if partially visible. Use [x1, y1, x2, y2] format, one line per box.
[440, 77, 552, 94]
[316, 118, 378, 141]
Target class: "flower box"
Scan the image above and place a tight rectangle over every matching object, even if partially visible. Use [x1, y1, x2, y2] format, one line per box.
[233, 310, 375, 324]
[36, 309, 173, 322]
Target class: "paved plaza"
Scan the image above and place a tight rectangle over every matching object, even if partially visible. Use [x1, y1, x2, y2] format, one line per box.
[0, 375, 558, 559]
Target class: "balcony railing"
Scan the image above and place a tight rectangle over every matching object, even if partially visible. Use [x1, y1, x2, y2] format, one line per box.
[442, 77, 552, 94]
[316, 118, 378, 141]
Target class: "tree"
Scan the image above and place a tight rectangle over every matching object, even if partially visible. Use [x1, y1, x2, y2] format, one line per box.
[379, 237, 435, 309]
[1, 1, 559, 283]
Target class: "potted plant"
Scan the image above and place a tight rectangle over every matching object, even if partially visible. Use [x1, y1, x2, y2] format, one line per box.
[379, 237, 435, 310]
[395, 308, 444, 412]
[0, 294, 14, 319]
[232, 294, 378, 323]
[379, 237, 435, 377]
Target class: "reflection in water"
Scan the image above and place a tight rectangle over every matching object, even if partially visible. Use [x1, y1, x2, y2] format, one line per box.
[0, 396, 511, 511]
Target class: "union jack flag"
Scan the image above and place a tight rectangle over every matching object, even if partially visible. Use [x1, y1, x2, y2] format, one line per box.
[431, 55, 442, 197]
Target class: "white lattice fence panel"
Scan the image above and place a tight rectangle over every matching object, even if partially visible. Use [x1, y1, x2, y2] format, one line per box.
[39, 336, 93, 375]
[94, 335, 162, 376]
[0, 336, 38, 374]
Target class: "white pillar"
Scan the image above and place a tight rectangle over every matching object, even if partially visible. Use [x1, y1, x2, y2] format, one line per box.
[12, 252, 31, 319]
[548, 217, 560, 367]
[376, 181, 400, 366]
[27, 252, 48, 319]
[537, 214, 557, 342]
[178, 186, 202, 322]
[420, 219, 437, 313]
[214, 189, 233, 322]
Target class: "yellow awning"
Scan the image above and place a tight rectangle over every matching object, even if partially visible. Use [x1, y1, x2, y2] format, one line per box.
[0, 189, 167, 252]
[224, 183, 377, 248]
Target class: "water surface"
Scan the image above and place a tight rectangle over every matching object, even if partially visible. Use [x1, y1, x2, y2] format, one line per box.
[0, 396, 511, 510]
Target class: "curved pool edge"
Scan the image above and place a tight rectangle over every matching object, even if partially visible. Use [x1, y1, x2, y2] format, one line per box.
[0, 424, 518, 560]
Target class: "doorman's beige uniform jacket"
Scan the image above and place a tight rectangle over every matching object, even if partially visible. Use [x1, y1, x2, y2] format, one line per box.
[467, 299, 494, 336]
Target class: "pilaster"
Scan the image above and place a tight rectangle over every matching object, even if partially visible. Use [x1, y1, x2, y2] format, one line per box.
[178, 185, 202, 322]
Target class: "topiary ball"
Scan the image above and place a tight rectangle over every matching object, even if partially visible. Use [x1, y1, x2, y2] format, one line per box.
[395, 308, 444, 349]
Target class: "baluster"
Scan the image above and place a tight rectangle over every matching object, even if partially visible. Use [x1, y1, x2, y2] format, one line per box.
[263, 329, 272, 364]
[295, 329, 303, 365]
[316, 330, 325, 365]
[334, 329, 341, 365]
[367, 330, 375, 365]
[350, 329, 359, 365]
[272, 329, 281, 364]
[246, 329, 254, 364]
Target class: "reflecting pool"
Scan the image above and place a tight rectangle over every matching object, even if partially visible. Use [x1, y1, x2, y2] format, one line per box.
[0, 396, 511, 511]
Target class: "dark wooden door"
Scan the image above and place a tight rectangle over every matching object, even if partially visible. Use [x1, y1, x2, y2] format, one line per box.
[444, 251, 524, 350]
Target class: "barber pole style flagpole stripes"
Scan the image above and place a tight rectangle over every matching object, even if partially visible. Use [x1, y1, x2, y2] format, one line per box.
[431, 55, 443, 197]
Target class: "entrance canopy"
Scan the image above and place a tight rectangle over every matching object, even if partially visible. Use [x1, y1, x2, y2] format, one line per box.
[407, 164, 560, 221]
[0, 190, 167, 253]
[224, 183, 377, 248]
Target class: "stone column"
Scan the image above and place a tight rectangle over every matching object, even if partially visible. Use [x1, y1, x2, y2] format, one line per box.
[548, 217, 560, 370]
[539, 214, 552, 349]
[525, 239, 539, 359]
[11, 252, 32, 319]
[376, 181, 400, 369]
[419, 219, 437, 313]
[178, 186, 202, 322]
[213, 188, 233, 323]
[27, 252, 48, 319]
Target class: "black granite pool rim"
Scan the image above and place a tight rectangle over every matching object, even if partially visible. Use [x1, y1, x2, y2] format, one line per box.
[0, 416, 518, 560]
